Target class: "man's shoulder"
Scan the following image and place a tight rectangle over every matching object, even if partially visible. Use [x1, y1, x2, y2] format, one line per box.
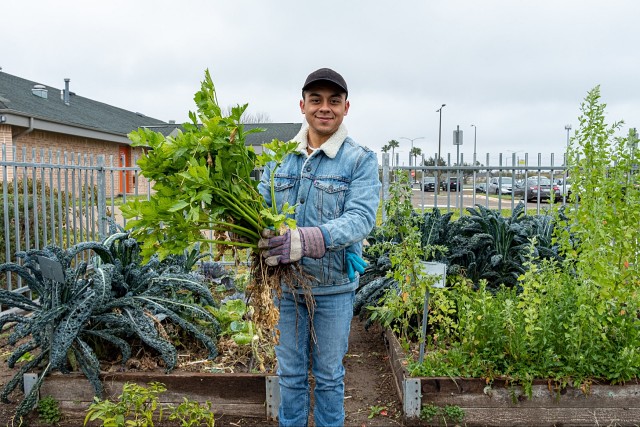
[342, 136, 375, 154]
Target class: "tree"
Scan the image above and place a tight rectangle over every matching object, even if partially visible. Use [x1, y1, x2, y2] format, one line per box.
[387, 139, 400, 168]
[410, 147, 422, 168]
[223, 106, 271, 123]
[410, 147, 423, 181]
[423, 156, 446, 167]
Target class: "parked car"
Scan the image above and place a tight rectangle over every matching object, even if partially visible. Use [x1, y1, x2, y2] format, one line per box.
[488, 177, 514, 195]
[422, 176, 437, 192]
[475, 183, 487, 193]
[554, 177, 572, 197]
[513, 177, 561, 202]
[440, 177, 462, 192]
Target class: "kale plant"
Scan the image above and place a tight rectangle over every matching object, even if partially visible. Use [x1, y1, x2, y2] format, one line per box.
[0, 226, 220, 422]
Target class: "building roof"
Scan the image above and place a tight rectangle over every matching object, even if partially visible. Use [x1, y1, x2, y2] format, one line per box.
[0, 71, 168, 144]
[244, 123, 302, 146]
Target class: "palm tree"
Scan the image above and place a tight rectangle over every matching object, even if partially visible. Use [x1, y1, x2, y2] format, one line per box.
[410, 147, 423, 182]
[387, 139, 400, 168]
[410, 147, 422, 169]
[380, 144, 390, 169]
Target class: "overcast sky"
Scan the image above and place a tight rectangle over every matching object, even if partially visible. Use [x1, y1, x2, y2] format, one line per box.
[3, 1, 639, 166]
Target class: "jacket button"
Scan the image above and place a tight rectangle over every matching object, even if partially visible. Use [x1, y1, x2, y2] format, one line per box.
[306, 166, 311, 172]
[300, 198, 305, 204]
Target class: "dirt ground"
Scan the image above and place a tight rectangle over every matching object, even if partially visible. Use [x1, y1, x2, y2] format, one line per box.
[0, 318, 429, 427]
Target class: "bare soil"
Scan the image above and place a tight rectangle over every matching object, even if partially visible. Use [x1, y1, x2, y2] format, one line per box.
[0, 318, 428, 427]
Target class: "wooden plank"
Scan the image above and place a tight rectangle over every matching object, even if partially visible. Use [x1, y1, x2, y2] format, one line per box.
[442, 407, 640, 427]
[421, 379, 640, 409]
[58, 401, 267, 419]
[383, 328, 408, 403]
[39, 371, 269, 418]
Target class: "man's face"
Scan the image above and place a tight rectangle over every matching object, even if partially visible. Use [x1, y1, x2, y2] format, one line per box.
[300, 83, 350, 140]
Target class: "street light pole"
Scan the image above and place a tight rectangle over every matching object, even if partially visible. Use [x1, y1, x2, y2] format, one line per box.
[470, 124, 477, 165]
[400, 136, 425, 184]
[436, 104, 446, 193]
[470, 124, 477, 202]
[564, 124, 572, 166]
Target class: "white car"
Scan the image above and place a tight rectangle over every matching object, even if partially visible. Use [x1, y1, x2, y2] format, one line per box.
[488, 177, 514, 195]
[554, 178, 572, 197]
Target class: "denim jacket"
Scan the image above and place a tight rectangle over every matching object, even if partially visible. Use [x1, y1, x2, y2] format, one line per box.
[258, 124, 381, 295]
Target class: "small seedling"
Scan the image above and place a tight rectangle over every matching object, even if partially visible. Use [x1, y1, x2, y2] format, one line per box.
[37, 395, 62, 425]
[368, 405, 388, 419]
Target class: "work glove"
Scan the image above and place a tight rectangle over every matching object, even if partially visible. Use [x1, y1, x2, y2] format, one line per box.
[345, 251, 368, 281]
[258, 227, 326, 266]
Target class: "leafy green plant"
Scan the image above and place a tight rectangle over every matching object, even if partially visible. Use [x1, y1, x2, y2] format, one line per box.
[419, 403, 465, 424]
[119, 70, 300, 337]
[406, 86, 640, 396]
[0, 226, 219, 421]
[168, 398, 215, 427]
[120, 70, 297, 261]
[84, 381, 167, 426]
[454, 203, 531, 289]
[365, 173, 444, 347]
[37, 395, 62, 425]
[84, 382, 215, 427]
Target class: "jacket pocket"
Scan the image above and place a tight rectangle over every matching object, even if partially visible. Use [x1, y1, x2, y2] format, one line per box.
[273, 177, 297, 212]
[313, 179, 348, 220]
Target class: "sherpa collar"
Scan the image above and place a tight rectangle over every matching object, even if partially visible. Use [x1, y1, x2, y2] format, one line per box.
[292, 124, 348, 159]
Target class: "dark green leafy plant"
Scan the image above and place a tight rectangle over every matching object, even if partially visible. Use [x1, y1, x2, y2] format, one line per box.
[456, 203, 531, 289]
[0, 226, 219, 421]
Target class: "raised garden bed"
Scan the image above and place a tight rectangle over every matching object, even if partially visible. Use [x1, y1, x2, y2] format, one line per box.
[35, 371, 280, 420]
[384, 329, 640, 426]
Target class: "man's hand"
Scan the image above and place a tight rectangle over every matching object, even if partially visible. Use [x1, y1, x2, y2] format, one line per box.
[345, 251, 368, 281]
[258, 227, 326, 266]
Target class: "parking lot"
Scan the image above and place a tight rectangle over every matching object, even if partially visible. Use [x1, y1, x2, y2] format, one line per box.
[409, 186, 565, 212]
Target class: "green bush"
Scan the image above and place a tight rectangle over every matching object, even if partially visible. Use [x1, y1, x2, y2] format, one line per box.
[406, 86, 640, 395]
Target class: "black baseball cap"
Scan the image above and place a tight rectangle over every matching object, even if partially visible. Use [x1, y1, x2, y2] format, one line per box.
[302, 68, 348, 97]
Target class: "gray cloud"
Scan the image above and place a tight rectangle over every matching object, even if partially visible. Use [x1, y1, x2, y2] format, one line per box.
[3, 0, 638, 165]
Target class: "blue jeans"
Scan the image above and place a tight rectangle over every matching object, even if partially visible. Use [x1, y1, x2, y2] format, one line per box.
[275, 290, 355, 427]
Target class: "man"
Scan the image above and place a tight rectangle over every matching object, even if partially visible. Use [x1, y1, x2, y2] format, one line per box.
[258, 68, 381, 426]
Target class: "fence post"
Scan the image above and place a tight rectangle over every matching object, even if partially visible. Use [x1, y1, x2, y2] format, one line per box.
[381, 153, 389, 222]
[96, 155, 107, 239]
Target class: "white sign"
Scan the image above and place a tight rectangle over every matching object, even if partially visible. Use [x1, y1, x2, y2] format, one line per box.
[420, 261, 447, 288]
[453, 130, 463, 146]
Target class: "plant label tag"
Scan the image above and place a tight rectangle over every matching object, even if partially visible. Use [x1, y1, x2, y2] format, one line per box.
[420, 261, 446, 288]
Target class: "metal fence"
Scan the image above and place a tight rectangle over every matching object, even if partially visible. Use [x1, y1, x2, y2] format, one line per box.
[1, 145, 146, 311]
[1, 146, 569, 312]
[379, 152, 570, 221]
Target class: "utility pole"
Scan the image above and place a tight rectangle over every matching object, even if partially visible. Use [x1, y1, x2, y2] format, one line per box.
[436, 104, 446, 193]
